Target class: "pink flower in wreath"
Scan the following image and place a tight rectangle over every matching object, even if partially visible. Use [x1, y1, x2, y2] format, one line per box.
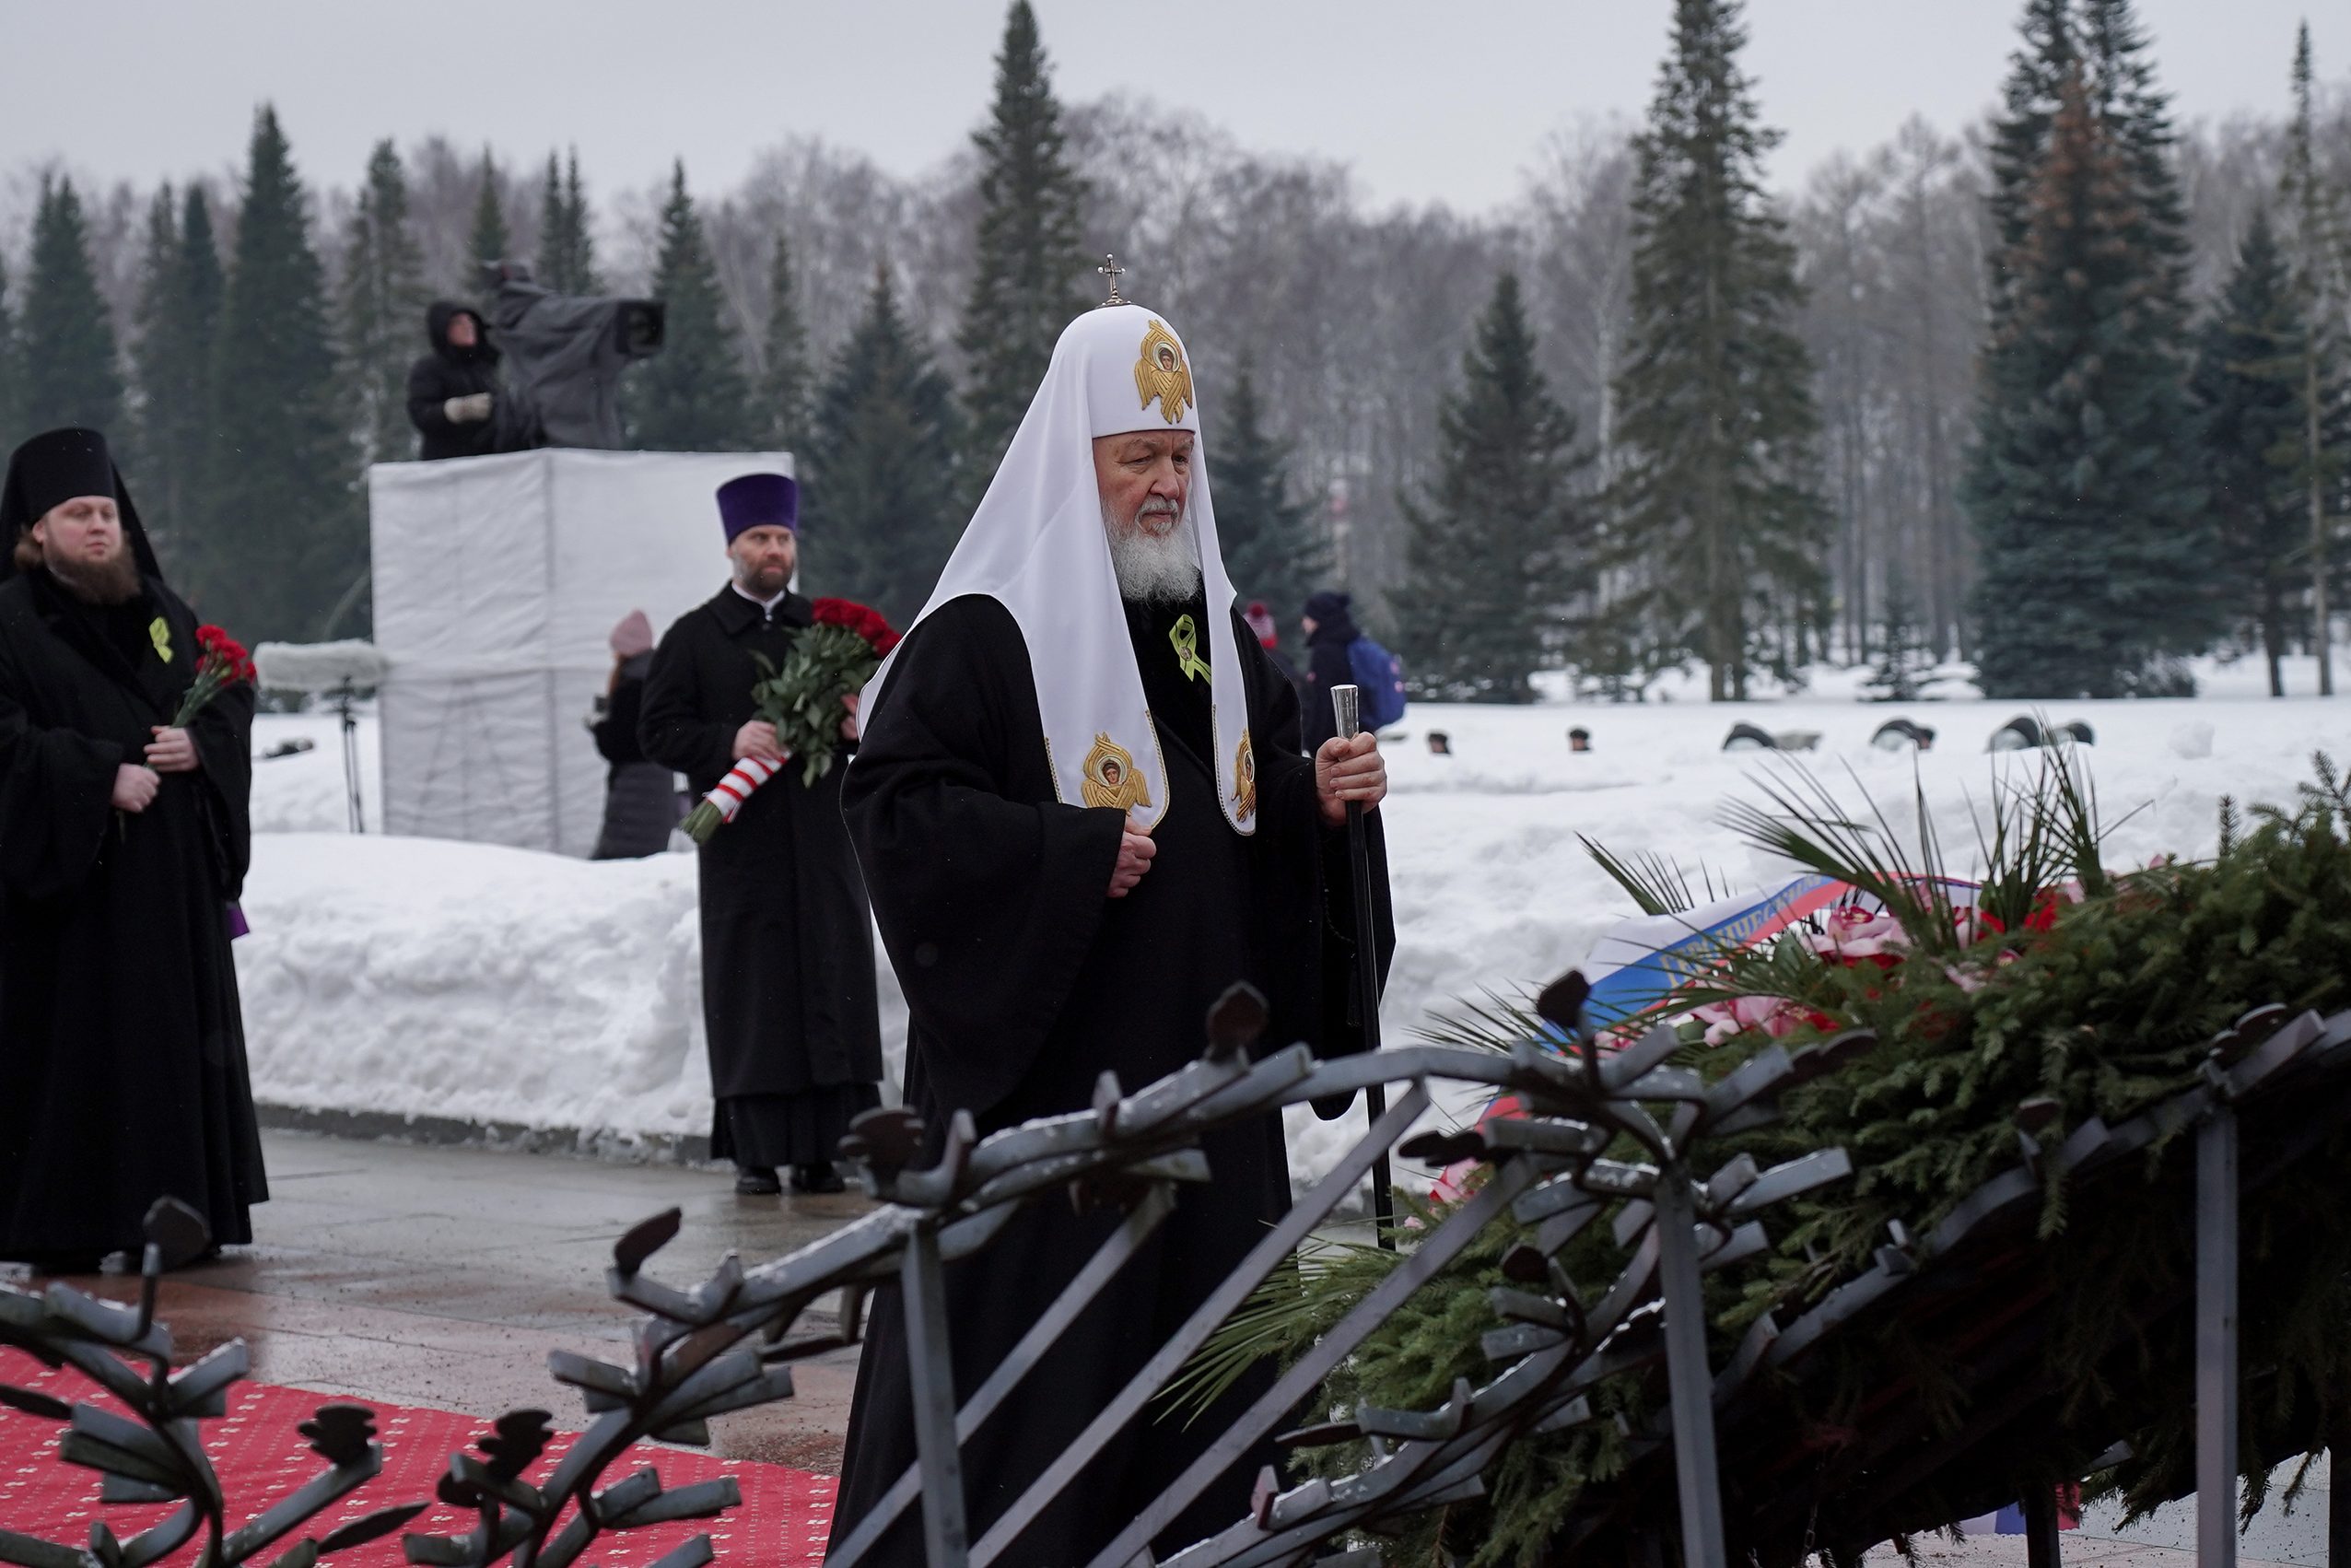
[1800, 907, 1909, 966]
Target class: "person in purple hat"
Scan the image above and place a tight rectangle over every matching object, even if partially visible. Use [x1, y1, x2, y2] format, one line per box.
[637, 472, 882, 1196]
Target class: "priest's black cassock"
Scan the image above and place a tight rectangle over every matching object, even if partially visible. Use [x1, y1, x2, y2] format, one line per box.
[637, 583, 884, 1170]
[833, 442, 1394, 1568]
[0, 428, 266, 1264]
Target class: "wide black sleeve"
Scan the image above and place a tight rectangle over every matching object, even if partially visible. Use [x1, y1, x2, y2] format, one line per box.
[637, 621, 735, 786]
[842, 597, 1127, 1121]
[1242, 616, 1395, 1117]
[0, 637, 124, 903]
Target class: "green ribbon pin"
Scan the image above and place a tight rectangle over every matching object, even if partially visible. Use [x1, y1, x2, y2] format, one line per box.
[148, 617, 172, 663]
[1168, 614, 1211, 683]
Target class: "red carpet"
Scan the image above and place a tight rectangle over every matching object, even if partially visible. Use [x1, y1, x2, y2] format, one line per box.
[0, 1349, 835, 1564]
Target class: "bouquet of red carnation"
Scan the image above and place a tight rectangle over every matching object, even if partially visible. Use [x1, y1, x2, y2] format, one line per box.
[170, 625, 255, 727]
[682, 599, 901, 844]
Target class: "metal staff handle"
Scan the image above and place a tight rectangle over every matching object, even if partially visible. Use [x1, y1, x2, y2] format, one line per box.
[1331, 685, 1396, 1250]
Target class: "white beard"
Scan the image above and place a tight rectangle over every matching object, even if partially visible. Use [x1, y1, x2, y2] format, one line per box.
[1104, 498, 1203, 604]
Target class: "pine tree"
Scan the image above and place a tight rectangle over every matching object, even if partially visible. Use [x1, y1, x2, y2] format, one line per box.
[1606, 0, 1826, 701]
[20, 174, 124, 436]
[758, 229, 813, 452]
[2191, 208, 2322, 697]
[957, 0, 1089, 474]
[468, 150, 509, 297]
[341, 139, 429, 466]
[2278, 20, 2351, 694]
[1964, 65, 2216, 697]
[629, 162, 757, 451]
[1214, 364, 1328, 650]
[1393, 273, 1591, 703]
[203, 107, 364, 639]
[536, 149, 600, 295]
[805, 263, 962, 626]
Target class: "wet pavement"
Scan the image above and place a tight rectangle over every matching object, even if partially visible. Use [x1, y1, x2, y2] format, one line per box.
[0, 1130, 871, 1473]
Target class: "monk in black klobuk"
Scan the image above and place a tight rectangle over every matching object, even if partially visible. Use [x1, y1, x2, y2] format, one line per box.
[0, 427, 265, 1270]
[831, 301, 1394, 1562]
[637, 474, 884, 1197]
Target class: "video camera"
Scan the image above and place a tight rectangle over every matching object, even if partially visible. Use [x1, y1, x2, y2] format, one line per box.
[480, 261, 666, 451]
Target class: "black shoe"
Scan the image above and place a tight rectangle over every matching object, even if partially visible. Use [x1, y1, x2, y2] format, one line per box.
[20, 1251, 110, 1276]
[790, 1164, 846, 1195]
[733, 1166, 782, 1196]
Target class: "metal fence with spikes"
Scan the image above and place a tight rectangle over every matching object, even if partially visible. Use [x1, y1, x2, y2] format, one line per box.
[6, 982, 2351, 1568]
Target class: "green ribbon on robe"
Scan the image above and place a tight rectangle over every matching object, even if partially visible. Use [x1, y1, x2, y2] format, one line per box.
[1168, 614, 1211, 683]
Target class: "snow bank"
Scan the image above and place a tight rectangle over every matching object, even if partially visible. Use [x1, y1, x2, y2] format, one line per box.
[233, 664, 2351, 1185]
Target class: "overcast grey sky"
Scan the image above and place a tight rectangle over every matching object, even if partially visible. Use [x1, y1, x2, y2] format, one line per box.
[2, 1, 2329, 212]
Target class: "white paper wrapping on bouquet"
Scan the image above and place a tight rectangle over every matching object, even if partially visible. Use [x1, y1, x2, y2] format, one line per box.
[368, 448, 790, 855]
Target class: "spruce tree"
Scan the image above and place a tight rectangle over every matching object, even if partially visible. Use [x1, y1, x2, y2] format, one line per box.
[536, 149, 600, 295]
[2191, 208, 2313, 697]
[1393, 273, 1591, 703]
[1214, 364, 1328, 649]
[1964, 66, 2216, 697]
[129, 188, 222, 561]
[2278, 21, 2351, 694]
[1863, 579, 1937, 700]
[20, 174, 125, 437]
[204, 107, 363, 639]
[468, 150, 509, 296]
[629, 162, 757, 451]
[0, 257, 21, 455]
[759, 228, 813, 451]
[1606, 0, 1826, 700]
[128, 185, 178, 473]
[1984, 0, 2076, 331]
[2078, 0, 2195, 367]
[957, 0, 1089, 474]
[805, 263, 962, 626]
[341, 139, 429, 466]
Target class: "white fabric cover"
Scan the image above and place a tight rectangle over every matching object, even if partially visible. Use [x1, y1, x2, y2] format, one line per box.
[860, 303, 1253, 834]
[368, 448, 791, 855]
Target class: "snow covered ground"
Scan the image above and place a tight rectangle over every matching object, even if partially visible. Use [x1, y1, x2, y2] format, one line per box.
[234, 655, 2351, 1182]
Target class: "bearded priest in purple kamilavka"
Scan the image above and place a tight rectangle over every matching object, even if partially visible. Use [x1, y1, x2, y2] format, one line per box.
[831, 299, 1395, 1562]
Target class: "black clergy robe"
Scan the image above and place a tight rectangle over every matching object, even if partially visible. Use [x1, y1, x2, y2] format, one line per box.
[637, 585, 884, 1168]
[0, 568, 265, 1262]
[832, 591, 1394, 1565]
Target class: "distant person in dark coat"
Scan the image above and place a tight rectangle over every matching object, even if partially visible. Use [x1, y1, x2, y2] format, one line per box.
[590, 609, 679, 860]
[1299, 588, 1363, 755]
[638, 474, 883, 1197]
[406, 301, 502, 461]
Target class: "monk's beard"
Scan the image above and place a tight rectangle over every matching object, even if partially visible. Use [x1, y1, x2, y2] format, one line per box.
[39, 539, 144, 605]
[1105, 497, 1202, 604]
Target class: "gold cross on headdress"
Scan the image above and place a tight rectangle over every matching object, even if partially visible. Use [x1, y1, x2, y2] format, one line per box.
[1098, 253, 1127, 307]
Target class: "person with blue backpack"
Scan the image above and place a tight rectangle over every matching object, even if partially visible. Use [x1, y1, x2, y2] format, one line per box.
[1300, 589, 1407, 753]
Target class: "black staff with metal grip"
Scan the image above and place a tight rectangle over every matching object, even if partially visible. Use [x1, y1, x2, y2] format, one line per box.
[1330, 684, 1396, 1250]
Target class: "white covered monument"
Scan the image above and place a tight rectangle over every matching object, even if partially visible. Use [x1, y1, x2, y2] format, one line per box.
[368, 449, 791, 856]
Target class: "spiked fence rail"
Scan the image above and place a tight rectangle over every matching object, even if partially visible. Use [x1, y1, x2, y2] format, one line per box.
[5, 980, 2348, 1567]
